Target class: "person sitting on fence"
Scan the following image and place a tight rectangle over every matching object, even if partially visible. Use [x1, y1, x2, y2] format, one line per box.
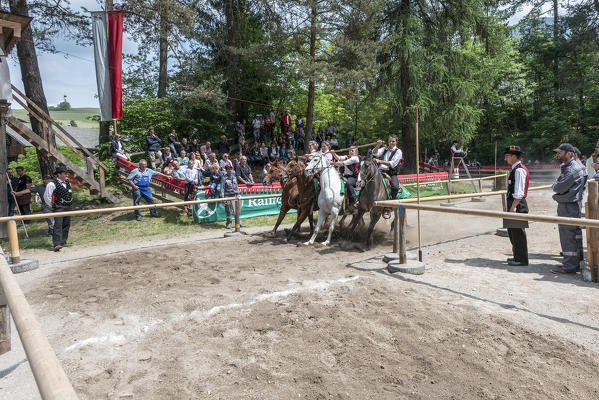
[208, 163, 223, 198]
[110, 133, 128, 162]
[236, 156, 254, 185]
[373, 135, 403, 200]
[450, 140, 466, 158]
[146, 128, 163, 170]
[127, 159, 161, 221]
[177, 150, 189, 165]
[183, 159, 199, 216]
[221, 164, 242, 229]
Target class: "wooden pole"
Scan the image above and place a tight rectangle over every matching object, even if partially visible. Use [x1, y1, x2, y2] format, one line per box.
[0, 99, 10, 239]
[0, 285, 9, 356]
[332, 141, 378, 154]
[234, 195, 241, 232]
[494, 142, 497, 178]
[415, 108, 422, 262]
[393, 208, 399, 253]
[587, 181, 599, 282]
[374, 201, 599, 229]
[398, 207, 407, 264]
[7, 220, 20, 264]
[0, 248, 79, 399]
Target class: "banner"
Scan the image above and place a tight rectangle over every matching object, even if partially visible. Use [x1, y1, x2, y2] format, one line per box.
[107, 11, 123, 120]
[91, 11, 112, 122]
[193, 184, 295, 223]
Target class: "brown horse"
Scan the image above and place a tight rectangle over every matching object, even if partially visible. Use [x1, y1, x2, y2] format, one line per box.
[263, 159, 317, 241]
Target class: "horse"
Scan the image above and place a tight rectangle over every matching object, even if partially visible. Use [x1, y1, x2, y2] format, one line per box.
[303, 151, 344, 246]
[347, 152, 398, 249]
[263, 159, 316, 241]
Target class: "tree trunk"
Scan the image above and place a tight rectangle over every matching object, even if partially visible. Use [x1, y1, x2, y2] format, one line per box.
[304, 2, 317, 147]
[157, 0, 168, 98]
[399, 0, 415, 173]
[553, 0, 559, 92]
[224, 0, 238, 132]
[9, 0, 56, 178]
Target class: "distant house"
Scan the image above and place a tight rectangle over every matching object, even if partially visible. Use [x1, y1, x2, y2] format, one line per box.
[5, 118, 99, 162]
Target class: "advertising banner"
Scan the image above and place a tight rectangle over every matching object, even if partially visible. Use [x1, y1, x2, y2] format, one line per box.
[193, 184, 295, 223]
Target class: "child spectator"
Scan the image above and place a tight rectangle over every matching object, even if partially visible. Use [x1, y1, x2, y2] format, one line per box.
[183, 159, 199, 215]
[208, 163, 222, 198]
[162, 147, 173, 163]
[162, 160, 174, 176]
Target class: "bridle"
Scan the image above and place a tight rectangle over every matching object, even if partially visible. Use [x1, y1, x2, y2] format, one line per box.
[358, 157, 380, 188]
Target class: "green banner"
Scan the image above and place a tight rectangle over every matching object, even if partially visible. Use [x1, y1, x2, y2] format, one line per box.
[193, 185, 295, 223]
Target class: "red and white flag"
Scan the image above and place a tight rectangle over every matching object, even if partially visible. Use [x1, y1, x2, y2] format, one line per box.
[91, 10, 123, 121]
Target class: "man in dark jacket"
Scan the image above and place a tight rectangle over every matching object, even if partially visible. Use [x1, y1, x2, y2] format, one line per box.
[503, 145, 529, 266]
[44, 166, 73, 252]
[146, 128, 163, 170]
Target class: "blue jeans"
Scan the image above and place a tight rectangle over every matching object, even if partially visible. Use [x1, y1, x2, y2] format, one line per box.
[133, 189, 157, 218]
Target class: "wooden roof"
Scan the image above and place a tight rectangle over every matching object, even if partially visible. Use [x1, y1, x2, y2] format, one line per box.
[0, 11, 32, 55]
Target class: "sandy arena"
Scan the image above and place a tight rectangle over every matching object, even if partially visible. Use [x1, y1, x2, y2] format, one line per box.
[2, 186, 599, 399]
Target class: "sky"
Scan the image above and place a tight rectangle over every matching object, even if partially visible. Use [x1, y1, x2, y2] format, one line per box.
[6, 1, 550, 109]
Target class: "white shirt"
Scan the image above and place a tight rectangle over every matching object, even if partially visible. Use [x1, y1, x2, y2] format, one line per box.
[253, 118, 261, 129]
[183, 167, 199, 184]
[511, 161, 527, 200]
[375, 146, 402, 170]
[43, 178, 69, 206]
[340, 155, 360, 176]
[450, 144, 463, 154]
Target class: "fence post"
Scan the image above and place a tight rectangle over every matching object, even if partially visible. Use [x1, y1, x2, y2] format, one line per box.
[446, 181, 452, 203]
[234, 196, 241, 232]
[7, 220, 20, 264]
[478, 178, 483, 194]
[398, 207, 407, 264]
[98, 167, 106, 197]
[587, 181, 599, 282]
[0, 287, 9, 355]
[393, 209, 399, 253]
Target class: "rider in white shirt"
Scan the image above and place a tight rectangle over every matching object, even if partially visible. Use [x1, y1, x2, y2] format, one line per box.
[372, 135, 403, 199]
[450, 140, 466, 157]
[333, 147, 360, 212]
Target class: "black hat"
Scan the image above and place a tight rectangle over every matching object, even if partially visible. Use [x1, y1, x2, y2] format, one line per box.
[42, 175, 53, 180]
[553, 143, 576, 153]
[54, 166, 68, 174]
[504, 145, 523, 155]
[225, 164, 233, 169]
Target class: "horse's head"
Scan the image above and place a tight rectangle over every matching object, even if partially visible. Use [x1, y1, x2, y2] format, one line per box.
[304, 151, 328, 177]
[357, 152, 378, 188]
[285, 159, 305, 179]
[263, 159, 287, 186]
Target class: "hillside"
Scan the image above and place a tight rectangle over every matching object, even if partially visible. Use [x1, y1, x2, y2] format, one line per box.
[11, 107, 100, 129]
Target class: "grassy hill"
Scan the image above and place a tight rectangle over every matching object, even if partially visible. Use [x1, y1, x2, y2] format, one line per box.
[12, 107, 100, 129]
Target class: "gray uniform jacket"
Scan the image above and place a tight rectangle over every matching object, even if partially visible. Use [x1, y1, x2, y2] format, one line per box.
[220, 174, 239, 197]
[552, 159, 587, 203]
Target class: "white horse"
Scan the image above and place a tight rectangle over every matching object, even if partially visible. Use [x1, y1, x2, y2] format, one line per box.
[303, 151, 344, 246]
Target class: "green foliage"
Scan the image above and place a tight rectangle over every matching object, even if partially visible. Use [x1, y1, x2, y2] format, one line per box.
[9, 146, 85, 184]
[69, 120, 78, 127]
[118, 98, 178, 152]
[48, 100, 71, 111]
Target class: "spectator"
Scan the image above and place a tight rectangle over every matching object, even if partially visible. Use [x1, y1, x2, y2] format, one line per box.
[325, 121, 334, 136]
[241, 143, 251, 158]
[162, 146, 173, 163]
[189, 151, 203, 171]
[306, 140, 319, 155]
[6, 168, 18, 217]
[232, 152, 242, 169]
[189, 138, 200, 153]
[204, 152, 218, 172]
[280, 143, 289, 160]
[220, 153, 233, 170]
[259, 142, 269, 161]
[146, 128, 163, 170]
[207, 163, 222, 198]
[44, 166, 73, 251]
[345, 136, 355, 148]
[220, 164, 241, 229]
[200, 141, 212, 161]
[249, 142, 261, 164]
[588, 140, 599, 181]
[290, 110, 296, 134]
[269, 142, 279, 161]
[329, 134, 339, 149]
[14, 166, 32, 224]
[162, 160, 175, 176]
[171, 160, 184, 179]
[261, 162, 271, 183]
[110, 133, 128, 162]
[12, 175, 54, 236]
[288, 146, 296, 160]
[177, 150, 189, 165]
[428, 153, 439, 168]
[168, 129, 180, 155]
[236, 156, 254, 185]
[183, 159, 199, 215]
[317, 126, 324, 143]
[287, 125, 295, 149]
[264, 114, 272, 141]
[181, 137, 190, 153]
[296, 114, 304, 139]
[252, 115, 261, 143]
[281, 110, 291, 134]
[127, 159, 160, 221]
[217, 135, 230, 156]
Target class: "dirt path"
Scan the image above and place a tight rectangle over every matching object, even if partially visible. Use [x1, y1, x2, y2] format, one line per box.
[2, 188, 599, 399]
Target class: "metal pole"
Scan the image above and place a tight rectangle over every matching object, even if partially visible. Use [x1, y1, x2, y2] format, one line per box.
[415, 108, 422, 262]
[7, 220, 20, 264]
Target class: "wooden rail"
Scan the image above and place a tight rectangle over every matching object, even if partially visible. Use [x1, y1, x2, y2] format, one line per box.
[397, 184, 553, 204]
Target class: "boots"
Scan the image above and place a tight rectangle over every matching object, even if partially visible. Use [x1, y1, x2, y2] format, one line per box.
[226, 219, 232, 229]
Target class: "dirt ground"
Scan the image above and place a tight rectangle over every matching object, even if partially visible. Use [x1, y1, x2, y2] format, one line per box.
[2, 181, 599, 399]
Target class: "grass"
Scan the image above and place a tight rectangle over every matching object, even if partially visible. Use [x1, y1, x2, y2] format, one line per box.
[12, 108, 100, 129]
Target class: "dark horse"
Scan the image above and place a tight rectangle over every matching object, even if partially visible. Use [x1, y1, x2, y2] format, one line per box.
[263, 159, 318, 242]
[346, 153, 398, 249]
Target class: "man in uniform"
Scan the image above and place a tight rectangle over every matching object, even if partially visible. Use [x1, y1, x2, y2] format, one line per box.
[127, 159, 161, 221]
[332, 146, 360, 213]
[552, 143, 587, 274]
[503, 146, 529, 266]
[373, 135, 403, 199]
[44, 166, 73, 252]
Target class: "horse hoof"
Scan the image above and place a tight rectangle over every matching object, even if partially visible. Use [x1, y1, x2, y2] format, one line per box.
[283, 238, 289, 243]
[264, 231, 275, 237]
[320, 241, 329, 246]
[302, 241, 311, 246]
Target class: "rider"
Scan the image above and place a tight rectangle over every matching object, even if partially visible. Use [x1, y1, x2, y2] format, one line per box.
[372, 135, 403, 199]
[320, 140, 334, 162]
[332, 146, 360, 212]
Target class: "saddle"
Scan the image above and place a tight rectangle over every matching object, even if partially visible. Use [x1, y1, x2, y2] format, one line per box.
[380, 172, 403, 200]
